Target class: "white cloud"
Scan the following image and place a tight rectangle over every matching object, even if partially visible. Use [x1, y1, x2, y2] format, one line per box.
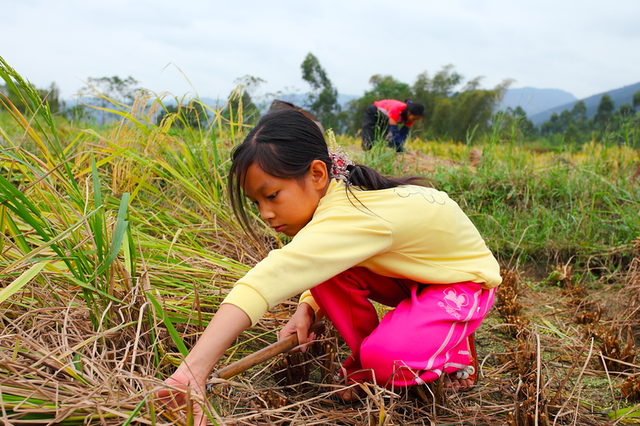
[1, 0, 638, 101]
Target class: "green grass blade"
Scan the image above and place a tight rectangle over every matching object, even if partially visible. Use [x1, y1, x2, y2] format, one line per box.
[0, 172, 40, 216]
[147, 290, 189, 357]
[91, 155, 105, 264]
[122, 394, 148, 426]
[0, 210, 30, 254]
[97, 192, 129, 276]
[607, 406, 640, 421]
[0, 261, 46, 304]
[0, 207, 100, 275]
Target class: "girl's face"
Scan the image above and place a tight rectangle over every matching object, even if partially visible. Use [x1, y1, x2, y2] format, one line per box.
[407, 113, 422, 123]
[243, 161, 328, 237]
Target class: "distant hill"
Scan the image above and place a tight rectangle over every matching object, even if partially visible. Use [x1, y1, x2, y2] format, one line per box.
[499, 87, 578, 117]
[528, 82, 640, 125]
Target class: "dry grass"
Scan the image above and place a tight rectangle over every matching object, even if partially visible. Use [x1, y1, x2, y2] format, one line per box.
[5, 258, 638, 425]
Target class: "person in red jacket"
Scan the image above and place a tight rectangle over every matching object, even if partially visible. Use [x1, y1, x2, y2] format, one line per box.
[362, 99, 424, 152]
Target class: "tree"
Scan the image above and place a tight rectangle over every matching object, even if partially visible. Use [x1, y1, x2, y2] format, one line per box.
[430, 97, 453, 138]
[300, 53, 341, 132]
[85, 76, 140, 104]
[156, 100, 209, 129]
[430, 65, 464, 97]
[448, 89, 497, 141]
[77, 76, 141, 124]
[571, 101, 587, 122]
[221, 75, 264, 126]
[564, 122, 580, 144]
[539, 99, 598, 142]
[0, 80, 63, 115]
[594, 93, 615, 128]
[414, 66, 508, 141]
[633, 90, 640, 110]
[510, 106, 538, 139]
[513, 106, 527, 118]
[570, 100, 590, 135]
[412, 65, 463, 130]
[558, 110, 573, 132]
[617, 103, 635, 118]
[367, 75, 412, 100]
[541, 112, 560, 136]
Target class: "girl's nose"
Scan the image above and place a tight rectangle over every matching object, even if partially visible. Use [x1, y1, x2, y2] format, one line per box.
[259, 206, 275, 220]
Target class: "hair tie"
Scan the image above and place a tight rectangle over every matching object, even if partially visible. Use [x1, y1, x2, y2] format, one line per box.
[328, 146, 354, 182]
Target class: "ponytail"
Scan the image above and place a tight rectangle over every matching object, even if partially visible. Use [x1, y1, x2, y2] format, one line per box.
[346, 164, 426, 190]
[339, 164, 428, 215]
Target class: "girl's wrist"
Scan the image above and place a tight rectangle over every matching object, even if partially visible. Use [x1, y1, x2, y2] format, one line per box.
[299, 301, 317, 322]
[176, 357, 211, 384]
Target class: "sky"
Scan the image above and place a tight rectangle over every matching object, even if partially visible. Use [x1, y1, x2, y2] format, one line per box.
[1, 0, 639, 103]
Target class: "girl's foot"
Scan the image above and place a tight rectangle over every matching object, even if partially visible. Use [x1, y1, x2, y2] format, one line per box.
[336, 386, 365, 402]
[443, 369, 476, 391]
[444, 333, 478, 391]
[335, 380, 367, 403]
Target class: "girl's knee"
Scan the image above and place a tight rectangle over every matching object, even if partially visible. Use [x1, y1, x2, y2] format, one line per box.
[359, 334, 406, 383]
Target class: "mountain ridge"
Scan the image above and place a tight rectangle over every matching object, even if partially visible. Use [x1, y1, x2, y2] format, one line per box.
[498, 87, 578, 117]
[527, 82, 640, 125]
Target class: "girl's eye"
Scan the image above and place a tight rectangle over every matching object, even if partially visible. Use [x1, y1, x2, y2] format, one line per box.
[267, 192, 277, 200]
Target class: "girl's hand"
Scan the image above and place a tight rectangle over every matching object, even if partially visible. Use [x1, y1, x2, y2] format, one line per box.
[279, 302, 316, 352]
[156, 304, 251, 426]
[158, 366, 208, 426]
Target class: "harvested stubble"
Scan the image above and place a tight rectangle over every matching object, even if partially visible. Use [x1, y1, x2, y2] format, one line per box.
[495, 270, 530, 335]
[621, 374, 640, 401]
[599, 326, 636, 373]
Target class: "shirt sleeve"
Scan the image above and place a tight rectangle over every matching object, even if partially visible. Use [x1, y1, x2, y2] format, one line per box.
[299, 290, 323, 321]
[221, 206, 393, 325]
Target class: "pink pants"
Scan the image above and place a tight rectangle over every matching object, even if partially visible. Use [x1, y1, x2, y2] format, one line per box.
[310, 267, 496, 388]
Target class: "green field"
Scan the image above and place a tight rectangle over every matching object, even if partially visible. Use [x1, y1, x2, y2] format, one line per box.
[1, 61, 640, 425]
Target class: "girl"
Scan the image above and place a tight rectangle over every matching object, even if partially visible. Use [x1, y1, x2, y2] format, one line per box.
[160, 109, 501, 424]
[361, 99, 425, 152]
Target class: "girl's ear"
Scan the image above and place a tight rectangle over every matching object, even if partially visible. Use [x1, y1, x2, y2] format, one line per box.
[309, 159, 329, 190]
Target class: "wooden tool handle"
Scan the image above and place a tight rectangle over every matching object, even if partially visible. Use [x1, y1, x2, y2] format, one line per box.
[212, 321, 325, 380]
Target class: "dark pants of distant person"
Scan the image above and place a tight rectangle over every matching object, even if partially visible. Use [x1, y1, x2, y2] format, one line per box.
[361, 105, 389, 150]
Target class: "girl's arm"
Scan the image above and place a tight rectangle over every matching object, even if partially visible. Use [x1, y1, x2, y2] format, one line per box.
[159, 304, 251, 425]
[181, 304, 250, 379]
[387, 118, 409, 149]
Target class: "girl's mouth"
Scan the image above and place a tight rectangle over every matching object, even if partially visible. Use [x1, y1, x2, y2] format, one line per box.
[273, 225, 286, 233]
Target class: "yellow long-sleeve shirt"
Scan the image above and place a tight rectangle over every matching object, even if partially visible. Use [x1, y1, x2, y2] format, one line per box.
[222, 180, 502, 325]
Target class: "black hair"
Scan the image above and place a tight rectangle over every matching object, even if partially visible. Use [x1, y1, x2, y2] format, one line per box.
[228, 109, 426, 238]
[400, 100, 425, 121]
